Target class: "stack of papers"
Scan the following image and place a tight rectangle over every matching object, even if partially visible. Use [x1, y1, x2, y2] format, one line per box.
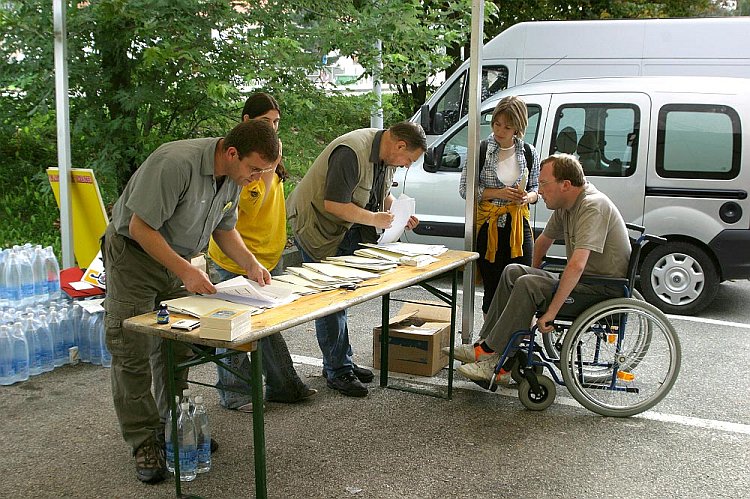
[211, 276, 299, 309]
[324, 255, 398, 272]
[164, 296, 259, 318]
[199, 308, 252, 341]
[361, 242, 448, 257]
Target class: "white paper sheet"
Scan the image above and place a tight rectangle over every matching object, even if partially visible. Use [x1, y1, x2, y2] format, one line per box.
[377, 194, 415, 244]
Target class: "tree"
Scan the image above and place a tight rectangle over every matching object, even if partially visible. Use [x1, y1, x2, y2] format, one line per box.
[0, 0, 321, 192]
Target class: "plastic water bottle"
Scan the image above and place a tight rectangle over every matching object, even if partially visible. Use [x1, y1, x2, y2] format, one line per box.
[35, 314, 55, 372]
[44, 247, 61, 301]
[3, 250, 22, 307]
[59, 307, 75, 352]
[69, 303, 83, 351]
[48, 310, 67, 367]
[78, 309, 91, 363]
[193, 395, 211, 474]
[177, 401, 197, 481]
[24, 316, 43, 376]
[10, 322, 29, 383]
[182, 388, 196, 416]
[88, 310, 103, 366]
[0, 325, 15, 385]
[0, 248, 8, 308]
[31, 247, 48, 303]
[165, 395, 180, 473]
[15, 249, 35, 306]
[99, 317, 111, 368]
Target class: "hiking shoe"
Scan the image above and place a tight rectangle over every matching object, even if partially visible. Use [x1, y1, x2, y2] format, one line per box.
[442, 343, 499, 364]
[352, 364, 374, 383]
[457, 360, 512, 386]
[134, 440, 166, 484]
[266, 385, 319, 404]
[326, 372, 368, 397]
[322, 365, 374, 384]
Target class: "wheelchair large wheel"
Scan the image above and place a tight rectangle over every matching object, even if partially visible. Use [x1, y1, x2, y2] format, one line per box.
[518, 375, 556, 411]
[560, 298, 680, 417]
[542, 289, 646, 362]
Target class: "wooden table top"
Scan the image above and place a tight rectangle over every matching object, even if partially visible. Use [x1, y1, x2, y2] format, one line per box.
[123, 249, 478, 349]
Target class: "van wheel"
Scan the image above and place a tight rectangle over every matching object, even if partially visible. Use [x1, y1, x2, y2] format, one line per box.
[640, 241, 719, 315]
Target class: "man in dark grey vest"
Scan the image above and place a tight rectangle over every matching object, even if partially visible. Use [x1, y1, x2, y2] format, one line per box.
[287, 122, 427, 396]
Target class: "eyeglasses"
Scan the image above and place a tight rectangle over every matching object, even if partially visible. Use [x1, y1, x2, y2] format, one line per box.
[249, 166, 275, 176]
[538, 178, 561, 189]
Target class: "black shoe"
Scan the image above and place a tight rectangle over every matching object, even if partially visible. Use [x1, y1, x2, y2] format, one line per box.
[266, 385, 319, 404]
[134, 441, 166, 484]
[352, 364, 374, 383]
[322, 365, 374, 384]
[326, 372, 368, 397]
[210, 438, 218, 454]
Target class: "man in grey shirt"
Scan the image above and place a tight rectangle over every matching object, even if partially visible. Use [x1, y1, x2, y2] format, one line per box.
[103, 120, 278, 484]
[452, 153, 631, 385]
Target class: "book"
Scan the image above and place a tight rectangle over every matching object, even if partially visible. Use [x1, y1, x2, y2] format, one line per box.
[198, 322, 252, 341]
[200, 308, 251, 330]
[163, 296, 258, 318]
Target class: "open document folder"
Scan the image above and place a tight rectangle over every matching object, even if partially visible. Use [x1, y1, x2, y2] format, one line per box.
[211, 276, 299, 308]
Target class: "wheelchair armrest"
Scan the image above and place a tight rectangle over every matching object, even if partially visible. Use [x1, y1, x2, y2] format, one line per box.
[541, 256, 567, 273]
[645, 234, 667, 245]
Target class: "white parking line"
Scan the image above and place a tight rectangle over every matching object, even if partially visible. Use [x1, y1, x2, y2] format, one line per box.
[291, 354, 750, 436]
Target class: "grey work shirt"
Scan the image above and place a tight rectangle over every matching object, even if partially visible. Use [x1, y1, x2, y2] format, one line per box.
[110, 138, 241, 258]
[543, 182, 630, 278]
[324, 130, 385, 211]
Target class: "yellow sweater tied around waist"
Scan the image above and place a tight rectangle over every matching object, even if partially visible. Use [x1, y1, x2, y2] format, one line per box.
[476, 200, 530, 263]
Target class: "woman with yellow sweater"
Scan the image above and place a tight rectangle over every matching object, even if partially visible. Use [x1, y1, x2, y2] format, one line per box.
[208, 93, 316, 410]
[459, 96, 540, 316]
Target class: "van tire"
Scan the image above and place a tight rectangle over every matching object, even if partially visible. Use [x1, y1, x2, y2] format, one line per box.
[640, 241, 719, 315]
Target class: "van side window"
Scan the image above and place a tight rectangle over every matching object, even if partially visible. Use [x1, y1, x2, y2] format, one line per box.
[550, 104, 639, 177]
[432, 66, 509, 131]
[439, 105, 541, 172]
[656, 104, 741, 180]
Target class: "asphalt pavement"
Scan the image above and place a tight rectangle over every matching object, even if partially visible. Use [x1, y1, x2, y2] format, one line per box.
[3, 279, 750, 498]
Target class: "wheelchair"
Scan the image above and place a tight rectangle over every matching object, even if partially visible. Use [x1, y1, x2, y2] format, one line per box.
[486, 224, 681, 417]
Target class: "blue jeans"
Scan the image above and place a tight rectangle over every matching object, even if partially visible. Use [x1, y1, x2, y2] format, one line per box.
[296, 228, 365, 380]
[208, 262, 310, 407]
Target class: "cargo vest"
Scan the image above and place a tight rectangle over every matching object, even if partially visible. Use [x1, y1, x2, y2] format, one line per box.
[287, 128, 394, 260]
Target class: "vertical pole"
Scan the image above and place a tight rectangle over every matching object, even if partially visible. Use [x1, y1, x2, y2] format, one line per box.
[53, 0, 75, 268]
[251, 347, 267, 498]
[379, 293, 390, 387]
[462, 0, 485, 343]
[371, 39, 384, 129]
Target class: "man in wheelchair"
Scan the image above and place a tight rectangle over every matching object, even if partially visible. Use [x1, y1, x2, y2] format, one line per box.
[454, 153, 631, 386]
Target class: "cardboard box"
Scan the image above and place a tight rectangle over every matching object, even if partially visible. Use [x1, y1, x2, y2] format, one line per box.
[373, 301, 452, 377]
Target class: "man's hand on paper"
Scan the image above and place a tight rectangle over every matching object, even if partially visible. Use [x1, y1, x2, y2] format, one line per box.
[244, 260, 271, 286]
[372, 211, 395, 229]
[180, 266, 217, 295]
[405, 215, 419, 231]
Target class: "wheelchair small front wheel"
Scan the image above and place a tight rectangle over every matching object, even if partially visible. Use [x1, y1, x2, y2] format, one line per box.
[518, 375, 556, 411]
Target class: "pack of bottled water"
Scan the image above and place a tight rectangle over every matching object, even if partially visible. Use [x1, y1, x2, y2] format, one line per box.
[165, 389, 212, 480]
[0, 244, 111, 386]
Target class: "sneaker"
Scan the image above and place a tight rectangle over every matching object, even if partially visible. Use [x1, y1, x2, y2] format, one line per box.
[134, 440, 166, 484]
[322, 365, 374, 384]
[442, 343, 499, 364]
[326, 372, 368, 397]
[457, 359, 513, 385]
[237, 402, 265, 413]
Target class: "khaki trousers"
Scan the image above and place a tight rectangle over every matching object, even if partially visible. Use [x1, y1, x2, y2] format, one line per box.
[103, 225, 192, 452]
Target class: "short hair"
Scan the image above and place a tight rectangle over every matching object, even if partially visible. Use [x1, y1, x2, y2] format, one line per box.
[388, 122, 427, 151]
[491, 96, 528, 138]
[223, 120, 279, 164]
[241, 92, 281, 121]
[541, 153, 586, 187]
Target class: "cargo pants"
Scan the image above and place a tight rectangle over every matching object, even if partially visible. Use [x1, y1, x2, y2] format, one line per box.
[103, 225, 192, 453]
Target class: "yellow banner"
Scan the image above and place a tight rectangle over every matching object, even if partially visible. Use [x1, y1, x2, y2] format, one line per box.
[47, 168, 109, 268]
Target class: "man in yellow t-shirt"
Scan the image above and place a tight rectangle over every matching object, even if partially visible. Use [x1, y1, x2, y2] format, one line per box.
[207, 93, 316, 411]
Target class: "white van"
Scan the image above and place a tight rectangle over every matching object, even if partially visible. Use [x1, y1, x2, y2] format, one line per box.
[417, 17, 750, 144]
[393, 76, 750, 315]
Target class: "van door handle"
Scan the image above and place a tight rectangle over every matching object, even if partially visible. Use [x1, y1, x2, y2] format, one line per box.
[392, 181, 399, 187]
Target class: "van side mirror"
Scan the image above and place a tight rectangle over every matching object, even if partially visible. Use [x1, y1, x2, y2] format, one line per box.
[423, 145, 443, 173]
[420, 104, 431, 134]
